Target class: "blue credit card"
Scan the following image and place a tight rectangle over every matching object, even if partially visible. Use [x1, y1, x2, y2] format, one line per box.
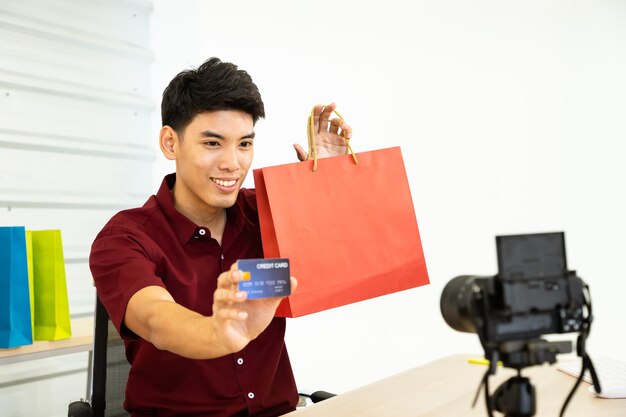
[237, 258, 291, 299]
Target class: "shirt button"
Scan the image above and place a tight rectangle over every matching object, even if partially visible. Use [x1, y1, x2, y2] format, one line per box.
[248, 392, 255, 399]
[198, 229, 206, 236]
[237, 358, 244, 365]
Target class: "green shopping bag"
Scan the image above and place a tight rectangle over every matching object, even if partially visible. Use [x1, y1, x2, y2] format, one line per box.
[0, 226, 34, 348]
[29, 230, 72, 341]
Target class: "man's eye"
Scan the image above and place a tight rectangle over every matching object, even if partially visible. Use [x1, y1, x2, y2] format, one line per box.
[240, 141, 254, 148]
[204, 141, 220, 147]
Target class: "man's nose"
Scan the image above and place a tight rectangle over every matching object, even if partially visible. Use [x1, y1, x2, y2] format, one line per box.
[218, 146, 239, 171]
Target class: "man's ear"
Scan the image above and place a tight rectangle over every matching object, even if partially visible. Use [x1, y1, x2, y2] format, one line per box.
[160, 125, 178, 160]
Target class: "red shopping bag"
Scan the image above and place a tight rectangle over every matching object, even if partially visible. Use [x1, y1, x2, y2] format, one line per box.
[254, 116, 429, 317]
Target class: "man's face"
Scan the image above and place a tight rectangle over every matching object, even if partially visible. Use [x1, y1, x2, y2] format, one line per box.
[172, 110, 255, 215]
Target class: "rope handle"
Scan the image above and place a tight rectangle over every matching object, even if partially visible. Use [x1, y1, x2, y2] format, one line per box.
[306, 105, 358, 172]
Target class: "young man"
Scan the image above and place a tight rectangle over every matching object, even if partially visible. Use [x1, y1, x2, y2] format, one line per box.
[89, 57, 352, 417]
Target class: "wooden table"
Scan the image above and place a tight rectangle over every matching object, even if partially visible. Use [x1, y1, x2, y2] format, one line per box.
[283, 354, 626, 417]
[0, 317, 93, 364]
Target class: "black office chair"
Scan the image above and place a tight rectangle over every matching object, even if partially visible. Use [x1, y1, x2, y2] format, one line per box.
[68, 295, 335, 417]
[68, 295, 129, 417]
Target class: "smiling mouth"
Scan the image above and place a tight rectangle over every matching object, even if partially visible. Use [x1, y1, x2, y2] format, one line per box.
[211, 178, 237, 187]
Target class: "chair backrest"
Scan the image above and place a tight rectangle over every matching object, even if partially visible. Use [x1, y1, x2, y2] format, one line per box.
[90, 295, 130, 417]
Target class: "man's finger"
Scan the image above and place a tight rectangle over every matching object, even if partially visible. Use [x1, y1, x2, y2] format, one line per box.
[328, 118, 340, 135]
[339, 121, 352, 140]
[217, 268, 243, 289]
[216, 307, 248, 321]
[293, 144, 308, 161]
[318, 103, 336, 132]
[313, 104, 323, 132]
[214, 288, 247, 304]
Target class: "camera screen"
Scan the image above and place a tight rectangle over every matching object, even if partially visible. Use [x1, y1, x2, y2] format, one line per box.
[496, 232, 567, 280]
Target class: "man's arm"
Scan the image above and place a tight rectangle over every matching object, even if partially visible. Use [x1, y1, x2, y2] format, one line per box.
[293, 102, 353, 161]
[125, 263, 297, 359]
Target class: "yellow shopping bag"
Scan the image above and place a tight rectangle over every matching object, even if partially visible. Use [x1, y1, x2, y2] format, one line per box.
[29, 230, 72, 340]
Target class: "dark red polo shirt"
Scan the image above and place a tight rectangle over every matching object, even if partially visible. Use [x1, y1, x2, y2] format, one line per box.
[89, 173, 298, 417]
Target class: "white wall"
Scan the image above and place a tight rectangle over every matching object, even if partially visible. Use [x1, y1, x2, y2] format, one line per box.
[150, 0, 626, 395]
[0, 1, 153, 415]
[0, 0, 154, 318]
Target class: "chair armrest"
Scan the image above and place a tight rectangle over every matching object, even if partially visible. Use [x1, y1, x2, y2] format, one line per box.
[309, 390, 337, 403]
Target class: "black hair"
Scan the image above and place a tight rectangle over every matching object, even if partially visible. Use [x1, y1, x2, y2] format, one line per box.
[161, 57, 265, 134]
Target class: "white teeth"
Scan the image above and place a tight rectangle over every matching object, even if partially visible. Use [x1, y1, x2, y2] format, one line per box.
[212, 178, 236, 187]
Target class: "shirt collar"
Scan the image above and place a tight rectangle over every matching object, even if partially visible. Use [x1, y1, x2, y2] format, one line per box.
[155, 173, 248, 246]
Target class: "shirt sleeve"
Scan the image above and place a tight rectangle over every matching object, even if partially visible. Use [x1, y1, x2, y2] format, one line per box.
[89, 224, 166, 339]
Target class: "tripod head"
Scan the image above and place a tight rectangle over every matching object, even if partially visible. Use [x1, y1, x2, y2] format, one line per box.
[484, 339, 572, 417]
[478, 337, 601, 417]
[492, 375, 535, 417]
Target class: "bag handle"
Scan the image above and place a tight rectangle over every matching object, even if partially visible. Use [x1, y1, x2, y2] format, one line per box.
[307, 105, 359, 172]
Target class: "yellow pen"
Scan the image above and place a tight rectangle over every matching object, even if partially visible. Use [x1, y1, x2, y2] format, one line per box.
[468, 358, 503, 366]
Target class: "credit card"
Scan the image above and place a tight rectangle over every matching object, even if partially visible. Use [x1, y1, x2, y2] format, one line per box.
[236, 258, 291, 299]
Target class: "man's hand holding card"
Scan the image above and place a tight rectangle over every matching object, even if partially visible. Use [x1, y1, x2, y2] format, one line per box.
[210, 259, 296, 354]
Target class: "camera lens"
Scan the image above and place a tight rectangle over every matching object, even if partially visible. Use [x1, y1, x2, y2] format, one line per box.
[440, 275, 481, 334]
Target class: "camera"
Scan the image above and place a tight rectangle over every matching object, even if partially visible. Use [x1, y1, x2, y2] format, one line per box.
[440, 232, 597, 417]
[441, 232, 585, 354]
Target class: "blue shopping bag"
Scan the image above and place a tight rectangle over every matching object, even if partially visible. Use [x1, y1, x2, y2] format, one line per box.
[0, 226, 34, 348]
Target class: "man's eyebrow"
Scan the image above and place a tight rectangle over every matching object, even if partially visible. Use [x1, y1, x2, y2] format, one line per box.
[200, 130, 224, 139]
[199, 131, 256, 139]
